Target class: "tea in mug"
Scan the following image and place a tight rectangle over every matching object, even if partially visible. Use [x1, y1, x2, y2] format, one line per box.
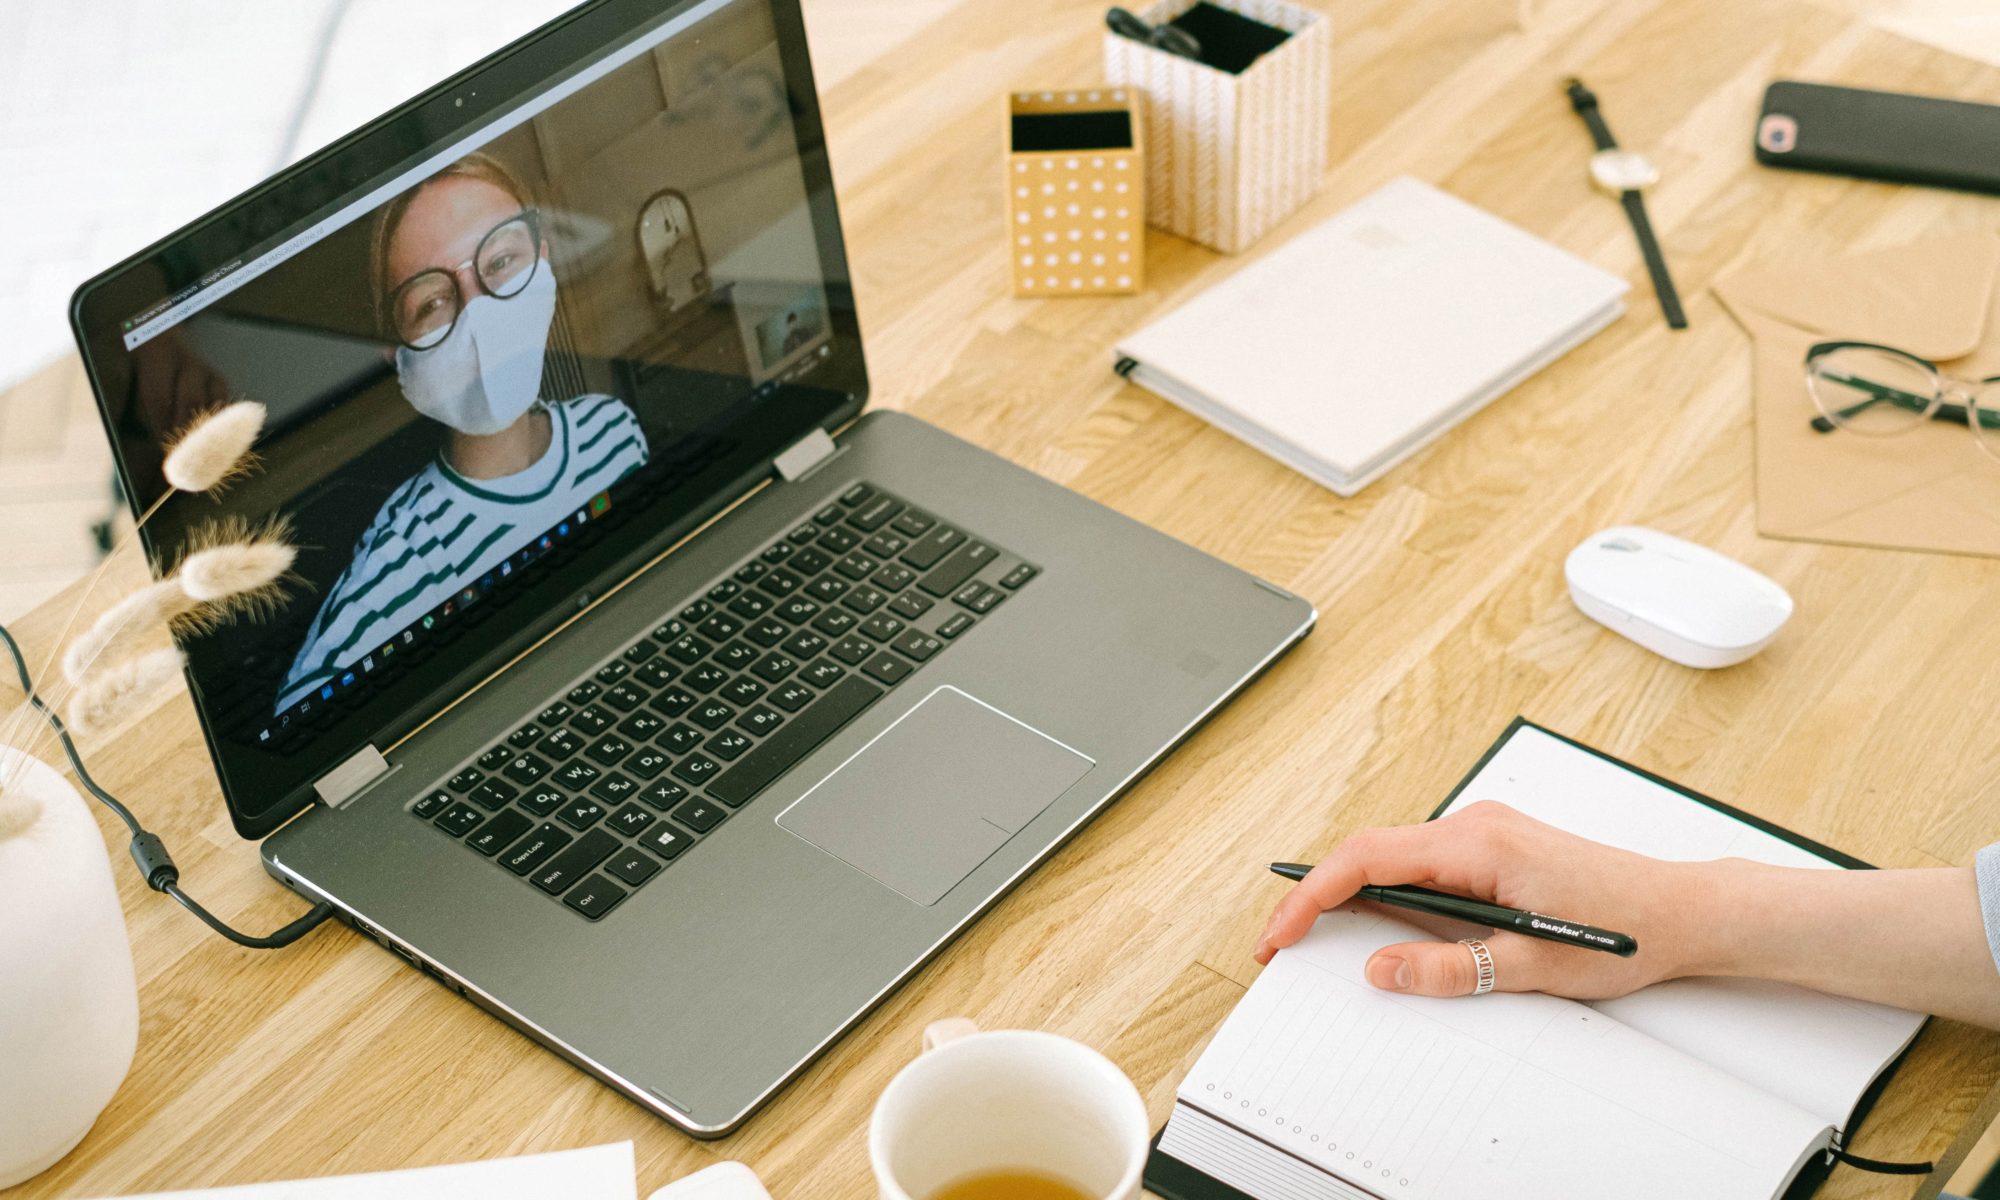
[927, 1169, 1094, 1200]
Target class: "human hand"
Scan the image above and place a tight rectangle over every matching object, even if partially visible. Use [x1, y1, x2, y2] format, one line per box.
[1255, 800, 1714, 1000]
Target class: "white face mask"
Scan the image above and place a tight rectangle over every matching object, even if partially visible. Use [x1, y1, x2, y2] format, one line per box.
[395, 262, 558, 436]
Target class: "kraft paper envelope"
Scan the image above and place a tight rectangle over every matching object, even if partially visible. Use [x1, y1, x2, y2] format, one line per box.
[1715, 232, 2000, 557]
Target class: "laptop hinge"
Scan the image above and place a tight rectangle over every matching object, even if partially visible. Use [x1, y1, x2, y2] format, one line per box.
[773, 427, 838, 482]
[314, 745, 390, 808]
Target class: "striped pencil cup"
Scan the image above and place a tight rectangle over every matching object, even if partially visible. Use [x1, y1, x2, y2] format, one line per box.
[1104, 0, 1331, 254]
[1007, 89, 1147, 297]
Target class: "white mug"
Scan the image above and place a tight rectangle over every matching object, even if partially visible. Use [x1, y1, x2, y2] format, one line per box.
[868, 1018, 1150, 1200]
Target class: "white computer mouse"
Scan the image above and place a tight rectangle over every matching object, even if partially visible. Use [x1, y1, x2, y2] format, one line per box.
[1565, 526, 1793, 668]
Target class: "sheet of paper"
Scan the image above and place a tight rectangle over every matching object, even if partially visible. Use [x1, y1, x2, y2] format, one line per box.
[1170, 908, 1825, 1200]
[1441, 725, 1926, 1127]
[92, 1142, 637, 1200]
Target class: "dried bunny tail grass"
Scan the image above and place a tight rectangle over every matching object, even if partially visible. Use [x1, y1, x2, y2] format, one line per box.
[171, 514, 299, 628]
[162, 400, 266, 494]
[60, 580, 195, 687]
[67, 648, 185, 740]
[180, 539, 296, 603]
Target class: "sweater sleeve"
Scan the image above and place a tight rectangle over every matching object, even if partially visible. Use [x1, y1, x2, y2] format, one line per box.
[1975, 843, 2000, 977]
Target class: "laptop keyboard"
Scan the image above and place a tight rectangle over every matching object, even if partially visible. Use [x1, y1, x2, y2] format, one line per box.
[409, 482, 1040, 920]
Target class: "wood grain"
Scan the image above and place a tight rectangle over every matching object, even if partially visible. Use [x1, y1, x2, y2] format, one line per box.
[7, 0, 2000, 1197]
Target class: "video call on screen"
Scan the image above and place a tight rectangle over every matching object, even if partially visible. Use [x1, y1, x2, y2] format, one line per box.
[109, 0, 836, 751]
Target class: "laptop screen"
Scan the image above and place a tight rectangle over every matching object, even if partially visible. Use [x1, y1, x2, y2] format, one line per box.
[69, 0, 866, 836]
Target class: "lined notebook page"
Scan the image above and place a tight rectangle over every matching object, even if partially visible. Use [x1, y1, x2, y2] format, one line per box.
[1440, 726, 1925, 1129]
[1169, 907, 1826, 1200]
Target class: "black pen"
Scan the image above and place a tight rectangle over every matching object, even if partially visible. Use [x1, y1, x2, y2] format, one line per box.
[1269, 863, 1639, 957]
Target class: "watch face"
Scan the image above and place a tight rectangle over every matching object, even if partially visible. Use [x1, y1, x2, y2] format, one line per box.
[1590, 148, 1660, 192]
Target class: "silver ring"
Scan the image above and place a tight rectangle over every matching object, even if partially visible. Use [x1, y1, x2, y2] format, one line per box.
[1460, 938, 1496, 995]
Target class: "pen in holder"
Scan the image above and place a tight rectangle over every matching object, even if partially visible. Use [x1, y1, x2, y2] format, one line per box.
[1105, 0, 1331, 253]
[1006, 89, 1148, 296]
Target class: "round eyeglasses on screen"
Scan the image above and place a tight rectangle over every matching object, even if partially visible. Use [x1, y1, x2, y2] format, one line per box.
[388, 210, 542, 351]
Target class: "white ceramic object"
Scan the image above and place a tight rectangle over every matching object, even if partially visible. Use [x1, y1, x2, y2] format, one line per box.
[0, 747, 139, 1188]
[1565, 526, 1795, 669]
[869, 1018, 1149, 1200]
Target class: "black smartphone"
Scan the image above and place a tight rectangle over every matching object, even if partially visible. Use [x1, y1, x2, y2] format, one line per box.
[1755, 80, 2000, 195]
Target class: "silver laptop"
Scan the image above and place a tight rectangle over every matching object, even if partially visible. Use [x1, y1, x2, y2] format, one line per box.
[71, 0, 1313, 1136]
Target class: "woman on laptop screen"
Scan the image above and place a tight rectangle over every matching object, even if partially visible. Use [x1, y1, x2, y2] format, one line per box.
[276, 153, 650, 712]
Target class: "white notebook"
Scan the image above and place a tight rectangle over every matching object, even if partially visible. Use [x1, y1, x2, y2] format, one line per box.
[1114, 178, 1628, 496]
[1153, 722, 1926, 1200]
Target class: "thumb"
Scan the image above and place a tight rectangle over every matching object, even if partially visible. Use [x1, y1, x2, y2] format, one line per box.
[1363, 941, 1484, 997]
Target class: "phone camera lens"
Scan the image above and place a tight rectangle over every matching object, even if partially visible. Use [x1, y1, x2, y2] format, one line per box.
[1758, 113, 1799, 154]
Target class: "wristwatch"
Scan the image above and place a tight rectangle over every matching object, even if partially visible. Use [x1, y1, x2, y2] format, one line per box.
[1565, 78, 1687, 330]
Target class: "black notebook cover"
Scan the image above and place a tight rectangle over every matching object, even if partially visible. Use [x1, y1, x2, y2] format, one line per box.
[1142, 717, 1922, 1200]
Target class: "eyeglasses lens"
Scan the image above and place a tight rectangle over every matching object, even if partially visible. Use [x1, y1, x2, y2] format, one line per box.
[478, 217, 538, 298]
[1806, 346, 1939, 436]
[1972, 380, 2000, 461]
[396, 272, 459, 350]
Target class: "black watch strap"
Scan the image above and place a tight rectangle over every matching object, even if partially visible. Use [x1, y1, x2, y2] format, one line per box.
[1566, 78, 1687, 330]
[1566, 79, 1617, 150]
[1621, 191, 1686, 329]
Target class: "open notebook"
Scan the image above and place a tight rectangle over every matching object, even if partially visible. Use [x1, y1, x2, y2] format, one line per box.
[1148, 720, 1927, 1200]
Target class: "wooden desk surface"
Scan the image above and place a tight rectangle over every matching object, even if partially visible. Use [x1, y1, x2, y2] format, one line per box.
[9, 0, 2000, 1195]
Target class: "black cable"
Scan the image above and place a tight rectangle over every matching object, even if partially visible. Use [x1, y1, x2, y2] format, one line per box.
[1830, 1146, 1933, 1175]
[0, 621, 333, 950]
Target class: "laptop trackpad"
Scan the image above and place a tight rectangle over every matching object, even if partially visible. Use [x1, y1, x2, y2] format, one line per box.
[776, 686, 1094, 905]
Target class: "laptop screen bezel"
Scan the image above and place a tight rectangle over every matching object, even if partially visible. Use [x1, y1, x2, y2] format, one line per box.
[67, 0, 867, 839]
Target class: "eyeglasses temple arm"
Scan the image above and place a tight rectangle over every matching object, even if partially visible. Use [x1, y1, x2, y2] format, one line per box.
[1807, 371, 1937, 432]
